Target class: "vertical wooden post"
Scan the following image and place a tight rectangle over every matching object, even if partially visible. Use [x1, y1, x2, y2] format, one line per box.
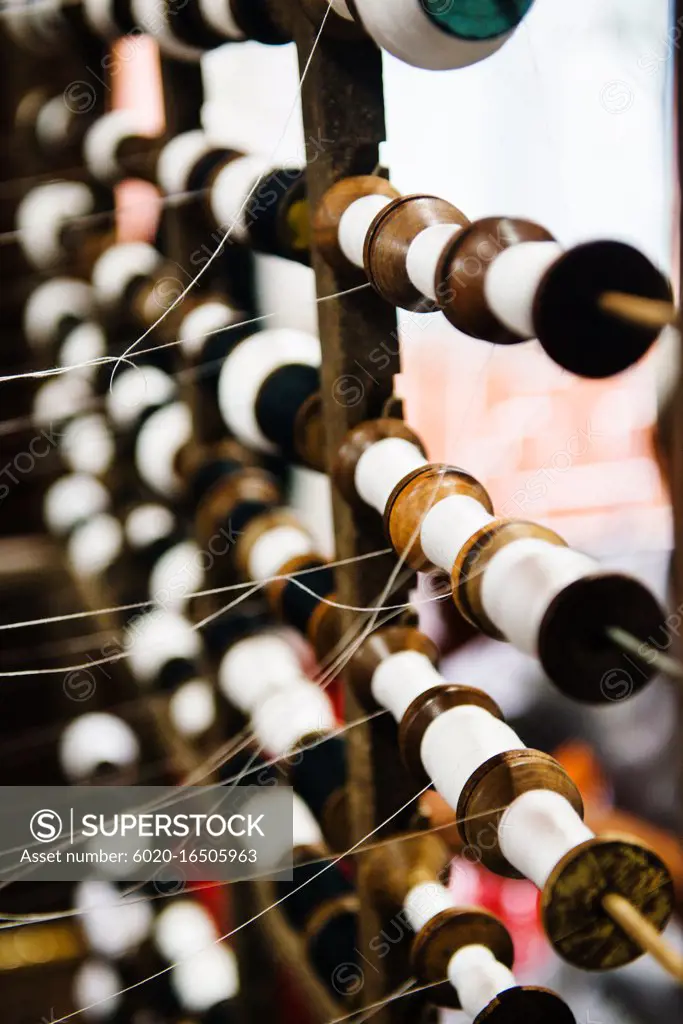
[290, 11, 418, 1018]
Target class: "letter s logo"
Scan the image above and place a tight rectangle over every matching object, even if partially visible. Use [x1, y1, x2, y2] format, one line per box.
[30, 809, 63, 843]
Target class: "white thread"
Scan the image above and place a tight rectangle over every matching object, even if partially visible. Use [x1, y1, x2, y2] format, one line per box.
[354, 438, 427, 514]
[352, 0, 515, 71]
[44, 473, 109, 537]
[24, 278, 94, 349]
[371, 650, 444, 721]
[156, 130, 215, 196]
[148, 540, 204, 613]
[218, 328, 321, 451]
[498, 790, 594, 889]
[126, 610, 201, 686]
[252, 681, 336, 757]
[134, 401, 192, 498]
[169, 678, 217, 737]
[130, 0, 204, 61]
[421, 705, 523, 813]
[338, 194, 392, 268]
[155, 901, 218, 961]
[248, 524, 316, 581]
[484, 241, 563, 338]
[73, 961, 122, 1021]
[35, 95, 74, 151]
[75, 880, 152, 959]
[84, 110, 148, 184]
[16, 181, 94, 269]
[404, 880, 454, 933]
[447, 944, 516, 1019]
[33, 374, 91, 427]
[329, 0, 354, 20]
[67, 513, 123, 577]
[209, 155, 270, 243]
[92, 242, 161, 312]
[106, 364, 175, 430]
[60, 323, 107, 373]
[172, 946, 239, 1012]
[179, 300, 238, 358]
[218, 633, 304, 714]
[61, 414, 115, 476]
[59, 713, 140, 783]
[125, 504, 176, 549]
[420, 493, 495, 573]
[481, 540, 597, 655]
[197, 0, 245, 39]
[406, 224, 463, 302]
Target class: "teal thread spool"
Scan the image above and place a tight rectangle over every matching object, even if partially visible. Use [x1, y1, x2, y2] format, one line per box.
[423, 0, 534, 41]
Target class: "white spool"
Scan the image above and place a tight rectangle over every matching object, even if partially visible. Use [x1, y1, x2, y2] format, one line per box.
[172, 946, 239, 1012]
[420, 494, 495, 573]
[404, 880, 454, 933]
[61, 414, 115, 476]
[59, 713, 140, 783]
[338, 194, 392, 268]
[35, 95, 73, 151]
[210, 155, 271, 242]
[156, 130, 215, 196]
[131, 0, 204, 61]
[218, 633, 304, 714]
[134, 401, 192, 498]
[406, 224, 464, 302]
[126, 609, 201, 686]
[481, 539, 598, 656]
[354, 438, 427, 514]
[498, 789, 594, 890]
[16, 181, 94, 269]
[59, 322, 107, 374]
[83, 0, 121, 40]
[149, 539, 204, 613]
[73, 960, 123, 1021]
[218, 328, 321, 451]
[421, 705, 523, 813]
[106, 364, 175, 430]
[253, 681, 335, 757]
[169, 678, 217, 737]
[179, 299, 238, 358]
[155, 900, 218, 961]
[44, 473, 109, 537]
[33, 374, 91, 428]
[247, 525, 316, 582]
[125, 503, 176, 549]
[329, 0, 354, 20]
[84, 110, 148, 184]
[92, 242, 161, 312]
[24, 277, 94, 349]
[484, 242, 564, 339]
[197, 0, 245, 39]
[67, 513, 123, 577]
[371, 650, 444, 722]
[447, 944, 516, 1019]
[76, 880, 152, 958]
[293, 791, 325, 849]
[352, 0, 515, 71]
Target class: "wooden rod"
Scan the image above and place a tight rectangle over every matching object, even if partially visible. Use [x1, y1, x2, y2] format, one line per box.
[599, 291, 679, 329]
[602, 892, 683, 982]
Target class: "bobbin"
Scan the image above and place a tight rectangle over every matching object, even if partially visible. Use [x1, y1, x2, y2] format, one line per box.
[473, 986, 576, 1024]
[234, 509, 317, 584]
[365, 833, 452, 910]
[412, 908, 514, 1010]
[333, 418, 426, 508]
[347, 624, 439, 709]
[384, 464, 494, 570]
[541, 835, 674, 970]
[314, 176, 400, 273]
[195, 466, 282, 550]
[456, 749, 584, 878]
[399, 685, 505, 787]
[363, 194, 469, 311]
[451, 519, 566, 639]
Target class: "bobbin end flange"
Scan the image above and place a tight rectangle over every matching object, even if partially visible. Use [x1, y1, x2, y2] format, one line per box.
[533, 240, 672, 379]
[411, 907, 514, 1010]
[474, 986, 576, 1024]
[541, 835, 674, 971]
[537, 571, 666, 703]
